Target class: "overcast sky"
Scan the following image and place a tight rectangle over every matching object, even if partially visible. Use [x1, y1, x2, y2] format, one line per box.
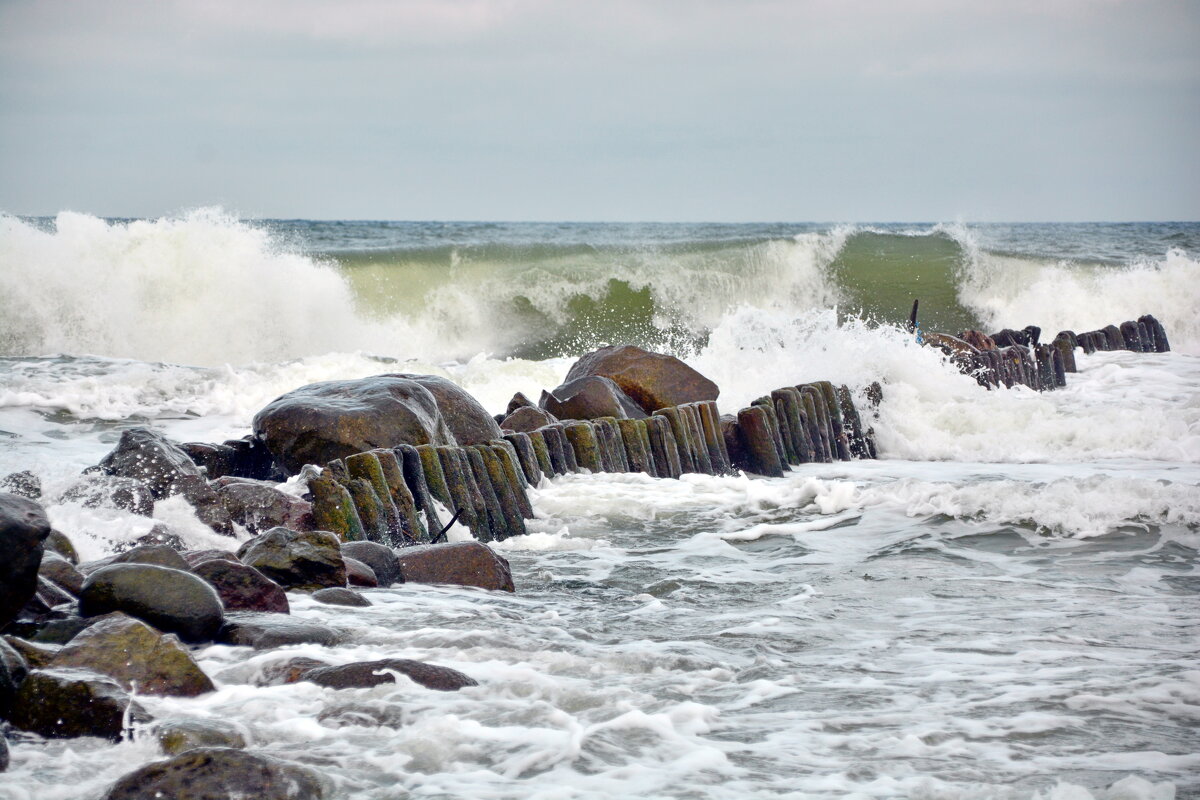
[1, 0, 1197, 221]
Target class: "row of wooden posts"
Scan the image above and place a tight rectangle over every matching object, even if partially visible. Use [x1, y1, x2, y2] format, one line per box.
[305, 382, 877, 544]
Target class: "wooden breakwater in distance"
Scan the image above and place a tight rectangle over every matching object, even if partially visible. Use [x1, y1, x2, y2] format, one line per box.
[307, 390, 877, 544]
[952, 314, 1170, 393]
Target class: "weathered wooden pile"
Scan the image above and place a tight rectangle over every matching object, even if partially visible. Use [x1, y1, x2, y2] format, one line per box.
[306, 387, 877, 545]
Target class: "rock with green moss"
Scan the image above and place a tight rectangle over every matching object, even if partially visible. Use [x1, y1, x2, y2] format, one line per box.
[10, 667, 144, 740]
[101, 748, 329, 800]
[236, 528, 345, 592]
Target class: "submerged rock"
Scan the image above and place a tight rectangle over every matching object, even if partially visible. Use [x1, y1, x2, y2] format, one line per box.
[0, 493, 52, 631]
[237, 528, 346, 592]
[0, 471, 41, 499]
[96, 427, 204, 500]
[61, 474, 155, 516]
[565, 344, 719, 413]
[10, 667, 142, 740]
[393, 541, 515, 592]
[50, 612, 214, 697]
[101, 748, 329, 800]
[154, 718, 247, 755]
[541, 375, 647, 421]
[253, 655, 332, 686]
[340, 541, 402, 587]
[300, 658, 477, 692]
[311, 587, 371, 607]
[217, 612, 342, 649]
[215, 478, 314, 534]
[193, 558, 289, 614]
[79, 564, 225, 644]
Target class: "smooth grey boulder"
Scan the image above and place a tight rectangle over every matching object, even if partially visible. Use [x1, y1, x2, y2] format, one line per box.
[0, 493, 52, 631]
[541, 375, 647, 421]
[193, 558, 289, 614]
[217, 612, 342, 649]
[101, 747, 329, 800]
[82, 544, 193, 576]
[300, 658, 477, 692]
[237, 528, 346, 592]
[79, 564, 225, 643]
[340, 541, 402, 587]
[96, 427, 204, 499]
[393, 541, 515, 592]
[311, 587, 371, 608]
[388, 373, 503, 445]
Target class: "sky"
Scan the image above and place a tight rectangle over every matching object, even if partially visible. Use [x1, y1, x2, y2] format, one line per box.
[0, 0, 1197, 222]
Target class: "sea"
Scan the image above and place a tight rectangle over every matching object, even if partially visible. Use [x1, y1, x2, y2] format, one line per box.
[0, 212, 1197, 800]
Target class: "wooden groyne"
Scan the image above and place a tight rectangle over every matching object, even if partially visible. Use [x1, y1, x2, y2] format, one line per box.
[309, 388, 877, 545]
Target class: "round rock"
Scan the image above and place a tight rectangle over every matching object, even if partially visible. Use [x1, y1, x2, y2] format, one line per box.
[79, 564, 225, 643]
[101, 747, 329, 800]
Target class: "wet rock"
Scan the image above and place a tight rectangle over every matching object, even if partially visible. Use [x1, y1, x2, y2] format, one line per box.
[215, 478, 314, 534]
[96, 428, 204, 499]
[0, 493, 52, 631]
[311, 587, 371, 607]
[237, 528, 346, 592]
[10, 667, 142, 740]
[81, 544, 193, 577]
[182, 435, 284, 482]
[182, 549, 239, 567]
[541, 375, 648, 421]
[0, 471, 41, 499]
[8, 615, 97, 646]
[175, 475, 236, 536]
[155, 718, 247, 755]
[115, 523, 187, 553]
[253, 655, 331, 686]
[990, 328, 1030, 348]
[923, 332, 980, 360]
[391, 373, 502, 446]
[61, 474, 155, 516]
[101, 747, 329, 800]
[3, 635, 58, 669]
[252, 376, 455, 475]
[565, 344, 720, 413]
[301, 658, 477, 692]
[39, 552, 85, 596]
[217, 612, 342, 649]
[343, 556, 378, 588]
[193, 559, 289, 614]
[393, 541, 515, 592]
[0, 637, 28, 718]
[340, 541, 403, 587]
[1139, 314, 1170, 352]
[51, 612, 214, 697]
[306, 469, 367, 542]
[506, 391, 536, 415]
[960, 330, 996, 351]
[0, 731, 7, 771]
[30, 575, 74, 611]
[499, 405, 558, 433]
[79, 564, 225, 644]
[45, 529, 78, 564]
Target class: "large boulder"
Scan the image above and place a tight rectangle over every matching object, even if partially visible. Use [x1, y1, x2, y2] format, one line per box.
[390, 374, 502, 445]
[252, 376, 454, 475]
[237, 528, 346, 592]
[101, 748, 329, 800]
[81, 544, 193, 576]
[50, 612, 214, 697]
[10, 667, 142, 740]
[565, 345, 719, 413]
[96, 428, 204, 499]
[311, 587, 370, 607]
[340, 541, 402, 587]
[79, 564, 226, 644]
[540, 376, 647, 421]
[300, 658, 477, 692]
[393, 542, 515, 592]
[214, 478, 313, 534]
[0, 493, 52, 631]
[499, 405, 558, 433]
[193, 559, 289, 614]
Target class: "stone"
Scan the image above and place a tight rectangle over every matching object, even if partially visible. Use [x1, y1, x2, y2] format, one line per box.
[80, 544, 192, 577]
[0, 636, 28, 718]
[175, 475, 236, 536]
[100, 748, 329, 800]
[237, 527, 346, 592]
[193, 559, 289, 614]
[0, 471, 41, 499]
[10, 667, 141, 740]
[115, 523, 187, 553]
[79, 564, 225, 644]
[393, 542, 515, 592]
[301, 658, 477, 692]
[182, 435, 283, 482]
[960, 330, 997, 350]
[51, 612, 214, 697]
[3, 635, 58, 669]
[343, 556, 378, 588]
[252, 376, 455, 475]
[565, 344, 719, 413]
[45, 529, 78, 564]
[0, 493, 51, 631]
[340, 541, 403, 588]
[506, 392, 536, 415]
[182, 549, 239, 568]
[217, 613, 342, 649]
[96, 427, 204, 499]
[215, 479, 314, 535]
[253, 655, 331, 686]
[61, 474, 155, 516]
[390, 373, 503, 446]
[541, 375, 647, 421]
[499, 405, 558, 433]
[39, 552, 85, 596]
[155, 719, 247, 755]
[0, 731, 7, 772]
[311, 587, 371, 607]
[735, 405, 785, 477]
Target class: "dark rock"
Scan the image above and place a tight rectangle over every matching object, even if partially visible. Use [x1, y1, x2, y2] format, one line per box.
[9, 615, 98, 646]
[3, 635, 58, 669]
[31, 575, 74, 611]
[506, 392, 537, 415]
[51, 612, 214, 697]
[565, 344, 720, 413]
[340, 541, 402, 587]
[175, 475, 236, 536]
[81, 543, 193, 576]
[155, 719, 247, 755]
[541, 376, 648, 421]
[217, 612, 342, 649]
[193, 559, 289, 614]
[393, 542, 514, 592]
[1023, 325, 1042, 347]
[39, 552, 85, 596]
[179, 441, 238, 480]
[959, 330, 997, 351]
[79, 564, 225, 644]
[990, 328, 1030, 348]
[10, 667, 142, 740]
[61, 474, 155, 516]
[45, 529, 78, 564]
[0, 493, 51, 631]
[0, 636, 28, 718]
[215, 479, 314, 534]
[343, 557, 378, 588]
[499, 405, 558, 433]
[115, 524, 187, 553]
[0, 471, 41, 499]
[237, 528, 346, 592]
[253, 655, 331, 686]
[96, 428, 203, 499]
[252, 376, 455, 475]
[311, 587, 371, 607]
[923, 332, 980, 359]
[0, 730, 7, 771]
[390, 373, 502, 445]
[182, 549, 239, 568]
[100, 747, 329, 800]
[301, 658, 477, 692]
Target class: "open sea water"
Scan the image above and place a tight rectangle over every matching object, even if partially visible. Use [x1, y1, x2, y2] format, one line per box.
[0, 212, 1197, 799]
